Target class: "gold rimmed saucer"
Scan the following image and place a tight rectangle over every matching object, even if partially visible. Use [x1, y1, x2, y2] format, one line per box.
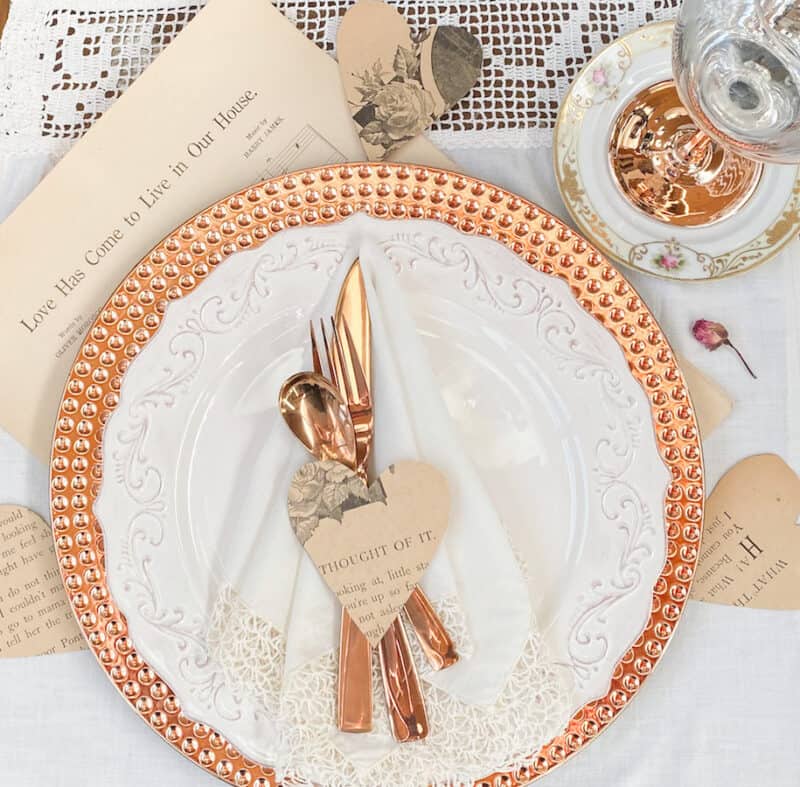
[554, 21, 800, 281]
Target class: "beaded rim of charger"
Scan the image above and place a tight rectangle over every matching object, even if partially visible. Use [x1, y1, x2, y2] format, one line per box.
[49, 162, 703, 786]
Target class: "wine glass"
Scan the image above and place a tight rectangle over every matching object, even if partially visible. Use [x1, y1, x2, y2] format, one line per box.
[609, 0, 800, 227]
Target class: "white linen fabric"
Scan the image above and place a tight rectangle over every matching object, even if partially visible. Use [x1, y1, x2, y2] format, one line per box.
[360, 243, 534, 705]
[2, 3, 800, 787]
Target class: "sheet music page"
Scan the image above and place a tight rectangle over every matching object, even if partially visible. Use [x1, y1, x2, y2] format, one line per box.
[0, 0, 453, 462]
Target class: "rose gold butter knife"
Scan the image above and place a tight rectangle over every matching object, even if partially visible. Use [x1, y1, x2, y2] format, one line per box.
[335, 262, 458, 673]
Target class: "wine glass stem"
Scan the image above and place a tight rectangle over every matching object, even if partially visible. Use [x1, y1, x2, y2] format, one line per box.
[672, 128, 714, 169]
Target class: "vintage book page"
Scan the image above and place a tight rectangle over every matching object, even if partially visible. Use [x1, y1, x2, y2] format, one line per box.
[337, 0, 482, 159]
[0, 505, 85, 657]
[691, 454, 800, 609]
[0, 0, 452, 462]
[288, 460, 449, 645]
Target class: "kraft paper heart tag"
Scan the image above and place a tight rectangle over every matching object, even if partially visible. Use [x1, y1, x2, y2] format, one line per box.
[288, 459, 450, 645]
[337, 0, 483, 159]
[691, 454, 800, 609]
[0, 504, 86, 657]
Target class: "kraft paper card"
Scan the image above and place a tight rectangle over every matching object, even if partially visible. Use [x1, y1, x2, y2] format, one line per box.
[288, 460, 450, 645]
[691, 454, 800, 609]
[0, 0, 453, 464]
[675, 353, 733, 439]
[338, 0, 482, 159]
[0, 505, 85, 657]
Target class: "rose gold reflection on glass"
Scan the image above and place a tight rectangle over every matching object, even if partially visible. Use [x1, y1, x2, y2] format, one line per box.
[609, 80, 762, 226]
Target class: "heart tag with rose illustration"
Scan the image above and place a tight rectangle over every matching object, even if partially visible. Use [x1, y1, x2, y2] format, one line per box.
[337, 0, 483, 159]
[288, 459, 450, 645]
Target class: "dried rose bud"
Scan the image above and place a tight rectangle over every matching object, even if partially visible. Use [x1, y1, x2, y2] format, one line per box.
[692, 319, 756, 379]
[692, 319, 727, 350]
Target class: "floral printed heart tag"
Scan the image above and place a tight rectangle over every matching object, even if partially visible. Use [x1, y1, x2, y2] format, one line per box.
[337, 0, 483, 159]
[287, 459, 450, 646]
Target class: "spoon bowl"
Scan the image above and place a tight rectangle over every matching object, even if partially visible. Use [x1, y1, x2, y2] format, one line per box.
[278, 372, 357, 468]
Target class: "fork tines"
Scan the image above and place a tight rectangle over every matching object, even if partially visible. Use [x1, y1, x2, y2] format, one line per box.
[309, 319, 323, 377]
[309, 317, 344, 391]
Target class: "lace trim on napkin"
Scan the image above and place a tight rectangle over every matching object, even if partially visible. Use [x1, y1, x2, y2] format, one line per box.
[207, 584, 287, 718]
[277, 619, 573, 787]
[206, 585, 475, 718]
[206, 585, 572, 787]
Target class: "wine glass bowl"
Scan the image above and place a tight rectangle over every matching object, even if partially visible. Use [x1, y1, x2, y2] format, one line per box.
[673, 0, 800, 163]
[609, 0, 800, 227]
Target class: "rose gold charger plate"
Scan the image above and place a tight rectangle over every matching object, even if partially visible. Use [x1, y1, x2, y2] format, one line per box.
[49, 163, 703, 786]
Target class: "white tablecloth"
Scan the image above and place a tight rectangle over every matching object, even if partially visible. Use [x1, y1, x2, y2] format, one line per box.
[2, 8, 800, 787]
[2, 141, 798, 787]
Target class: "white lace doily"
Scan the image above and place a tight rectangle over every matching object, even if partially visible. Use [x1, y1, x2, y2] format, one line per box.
[206, 586, 475, 725]
[276, 622, 573, 787]
[206, 583, 572, 787]
[0, 0, 679, 158]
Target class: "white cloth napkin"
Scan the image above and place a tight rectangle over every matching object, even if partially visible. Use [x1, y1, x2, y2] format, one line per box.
[276, 238, 533, 701]
[360, 241, 532, 704]
[206, 223, 537, 777]
[209, 248, 480, 685]
[271, 232, 557, 786]
[282, 250, 485, 679]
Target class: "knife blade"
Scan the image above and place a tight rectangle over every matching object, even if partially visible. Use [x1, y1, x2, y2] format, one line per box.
[335, 260, 372, 473]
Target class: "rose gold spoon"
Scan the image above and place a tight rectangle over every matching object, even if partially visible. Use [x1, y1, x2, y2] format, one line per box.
[279, 369, 375, 734]
[278, 372, 357, 469]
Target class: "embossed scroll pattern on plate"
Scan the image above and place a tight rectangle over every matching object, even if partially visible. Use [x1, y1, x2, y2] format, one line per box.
[50, 163, 703, 785]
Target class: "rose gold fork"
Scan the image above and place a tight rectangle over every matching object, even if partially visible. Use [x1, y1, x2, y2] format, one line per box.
[313, 318, 428, 742]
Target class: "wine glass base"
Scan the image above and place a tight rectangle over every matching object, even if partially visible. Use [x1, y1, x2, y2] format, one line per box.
[608, 80, 762, 227]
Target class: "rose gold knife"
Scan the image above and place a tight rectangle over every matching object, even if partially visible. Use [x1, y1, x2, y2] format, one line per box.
[335, 261, 458, 672]
[326, 314, 428, 741]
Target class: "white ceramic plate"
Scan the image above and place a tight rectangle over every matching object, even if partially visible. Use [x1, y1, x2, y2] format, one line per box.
[95, 213, 669, 765]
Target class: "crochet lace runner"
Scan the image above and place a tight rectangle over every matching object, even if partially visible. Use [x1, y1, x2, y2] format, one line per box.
[0, 0, 678, 158]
